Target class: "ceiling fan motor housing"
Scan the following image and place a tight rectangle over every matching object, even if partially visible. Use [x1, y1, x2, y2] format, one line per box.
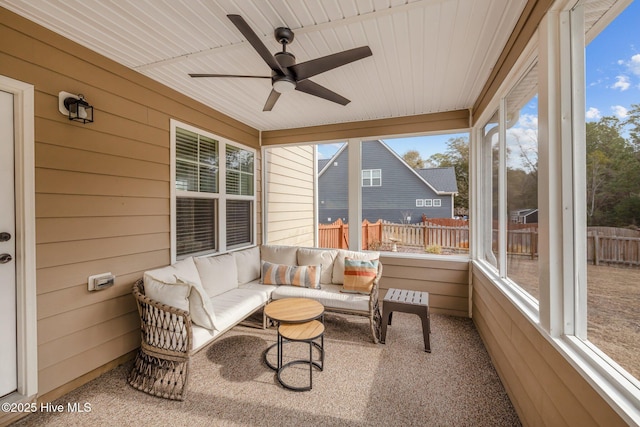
[274, 27, 294, 45]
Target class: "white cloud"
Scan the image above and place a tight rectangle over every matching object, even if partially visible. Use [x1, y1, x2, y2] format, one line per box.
[586, 107, 601, 120]
[629, 53, 640, 75]
[612, 75, 631, 91]
[611, 105, 628, 118]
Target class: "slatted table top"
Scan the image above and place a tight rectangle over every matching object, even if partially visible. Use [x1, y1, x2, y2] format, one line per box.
[264, 297, 325, 323]
[279, 320, 325, 341]
[383, 288, 429, 306]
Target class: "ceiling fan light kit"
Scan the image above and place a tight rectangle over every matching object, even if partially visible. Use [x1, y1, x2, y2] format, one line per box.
[189, 14, 372, 111]
[273, 78, 296, 93]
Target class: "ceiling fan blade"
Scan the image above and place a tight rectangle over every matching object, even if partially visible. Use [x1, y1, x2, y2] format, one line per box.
[291, 46, 372, 81]
[295, 80, 350, 106]
[227, 14, 284, 75]
[189, 73, 270, 78]
[263, 89, 281, 111]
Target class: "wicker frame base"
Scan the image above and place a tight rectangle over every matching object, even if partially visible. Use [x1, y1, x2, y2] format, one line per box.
[128, 344, 189, 401]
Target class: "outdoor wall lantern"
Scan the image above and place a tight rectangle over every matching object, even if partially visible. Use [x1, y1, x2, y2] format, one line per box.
[58, 91, 94, 123]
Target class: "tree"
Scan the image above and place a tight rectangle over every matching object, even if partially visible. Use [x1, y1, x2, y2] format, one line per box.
[586, 116, 640, 226]
[402, 149, 425, 169]
[625, 103, 640, 152]
[428, 136, 469, 212]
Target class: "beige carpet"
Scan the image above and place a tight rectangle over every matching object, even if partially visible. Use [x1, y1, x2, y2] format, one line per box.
[14, 312, 521, 426]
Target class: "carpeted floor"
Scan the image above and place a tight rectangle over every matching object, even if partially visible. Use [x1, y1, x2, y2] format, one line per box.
[14, 312, 521, 426]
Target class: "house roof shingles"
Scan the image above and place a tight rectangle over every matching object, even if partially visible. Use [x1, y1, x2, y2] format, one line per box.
[417, 167, 459, 193]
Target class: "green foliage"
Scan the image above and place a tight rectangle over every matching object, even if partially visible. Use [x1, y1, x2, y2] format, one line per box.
[402, 149, 426, 169]
[586, 110, 640, 227]
[428, 136, 469, 213]
[425, 244, 442, 254]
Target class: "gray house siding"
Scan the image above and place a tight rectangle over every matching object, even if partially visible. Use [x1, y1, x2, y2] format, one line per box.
[318, 141, 455, 224]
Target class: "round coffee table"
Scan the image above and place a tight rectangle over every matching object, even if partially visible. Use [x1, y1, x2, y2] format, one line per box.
[263, 298, 325, 374]
[264, 297, 324, 324]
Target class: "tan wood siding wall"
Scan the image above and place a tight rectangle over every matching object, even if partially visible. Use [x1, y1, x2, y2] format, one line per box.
[1, 8, 259, 397]
[265, 146, 314, 246]
[379, 256, 469, 317]
[472, 268, 627, 426]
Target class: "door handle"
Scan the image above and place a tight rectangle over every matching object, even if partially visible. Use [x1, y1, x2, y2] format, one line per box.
[0, 232, 10, 242]
[0, 253, 12, 264]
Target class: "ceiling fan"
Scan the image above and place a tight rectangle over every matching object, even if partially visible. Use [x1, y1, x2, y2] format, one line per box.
[189, 14, 373, 111]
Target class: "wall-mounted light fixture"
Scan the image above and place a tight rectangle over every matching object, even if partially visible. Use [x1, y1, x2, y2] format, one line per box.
[58, 91, 94, 123]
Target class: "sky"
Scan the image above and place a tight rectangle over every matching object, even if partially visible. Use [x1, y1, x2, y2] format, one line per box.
[585, 0, 640, 123]
[318, 0, 640, 163]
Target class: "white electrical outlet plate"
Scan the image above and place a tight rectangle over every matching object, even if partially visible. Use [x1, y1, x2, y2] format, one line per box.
[88, 272, 115, 291]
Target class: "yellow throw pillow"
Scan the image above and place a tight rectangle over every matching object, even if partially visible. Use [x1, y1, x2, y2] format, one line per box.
[261, 261, 321, 289]
[343, 257, 378, 294]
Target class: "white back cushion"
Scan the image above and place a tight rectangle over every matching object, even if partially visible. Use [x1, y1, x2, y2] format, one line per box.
[144, 276, 190, 311]
[233, 246, 261, 284]
[261, 245, 298, 265]
[144, 257, 202, 289]
[194, 254, 238, 297]
[297, 248, 338, 284]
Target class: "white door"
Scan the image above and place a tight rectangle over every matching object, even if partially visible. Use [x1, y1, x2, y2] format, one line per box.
[0, 90, 17, 398]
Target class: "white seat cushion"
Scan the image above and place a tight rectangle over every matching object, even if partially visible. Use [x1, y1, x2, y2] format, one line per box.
[271, 284, 370, 312]
[209, 288, 271, 331]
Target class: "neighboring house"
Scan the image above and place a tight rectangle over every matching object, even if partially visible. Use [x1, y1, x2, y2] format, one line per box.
[510, 208, 538, 224]
[318, 140, 458, 224]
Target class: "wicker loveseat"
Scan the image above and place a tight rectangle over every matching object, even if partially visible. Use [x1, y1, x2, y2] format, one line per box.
[128, 245, 382, 400]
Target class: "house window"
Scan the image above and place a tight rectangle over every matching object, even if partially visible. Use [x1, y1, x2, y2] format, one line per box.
[424, 199, 433, 207]
[362, 169, 381, 186]
[172, 121, 255, 258]
[433, 199, 442, 207]
[416, 199, 424, 207]
[478, 62, 540, 302]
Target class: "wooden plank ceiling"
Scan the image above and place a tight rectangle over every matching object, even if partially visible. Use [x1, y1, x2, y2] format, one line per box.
[1, 0, 527, 131]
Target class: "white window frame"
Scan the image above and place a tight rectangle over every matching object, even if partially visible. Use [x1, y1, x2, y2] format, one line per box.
[170, 119, 256, 262]
[416, 199, 424, 207]
[362, 169, 382, 187]
[433, 198, 442, 207]
[471, 2, 640, 423]
[424, 199, 433, 207]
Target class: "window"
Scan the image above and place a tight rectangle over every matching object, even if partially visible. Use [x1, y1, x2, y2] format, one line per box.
[473, 1, 640, 418]
[581, 0, 640, 384]
[172, 121, 255, 258]
[416, 199, 424, 207]
[481, 111, 500, 269]
[505, 63, 539, 301]
[433, 199, 442, 207]
[478, 63, 539, 301]
[424, 199, 433, 207]
[362, 169, 381, 186]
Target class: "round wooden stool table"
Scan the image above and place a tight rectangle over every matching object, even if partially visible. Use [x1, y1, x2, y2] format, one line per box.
[263, 298, 325, 387]
[276, 320, 325, 391]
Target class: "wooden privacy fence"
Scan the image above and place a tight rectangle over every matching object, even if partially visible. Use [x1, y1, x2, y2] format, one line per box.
[587, 232, 640, 266]
[318, 219, 383, 250]
[319, 220, 640, 265]
[318, 219, 470, 251]
[382, 222, 470, 250]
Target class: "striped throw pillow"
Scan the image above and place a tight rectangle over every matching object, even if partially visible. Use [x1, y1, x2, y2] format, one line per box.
[343, 257, 379, 294]
[261, 261, 321, 289]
